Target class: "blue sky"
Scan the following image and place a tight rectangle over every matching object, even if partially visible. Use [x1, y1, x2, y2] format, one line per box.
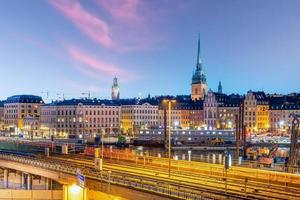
[0, 0, 300, 102]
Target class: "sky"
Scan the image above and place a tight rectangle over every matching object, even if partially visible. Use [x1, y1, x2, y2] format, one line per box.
[1, 0, 300, 102]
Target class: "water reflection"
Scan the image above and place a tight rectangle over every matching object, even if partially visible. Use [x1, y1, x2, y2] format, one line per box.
[131, 146, 235, 164]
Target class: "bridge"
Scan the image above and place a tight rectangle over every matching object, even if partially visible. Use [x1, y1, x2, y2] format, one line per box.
[0, 150, 300, 200]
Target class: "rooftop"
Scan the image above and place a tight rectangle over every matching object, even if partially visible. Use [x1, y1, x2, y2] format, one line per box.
[5, 95, 44, 104]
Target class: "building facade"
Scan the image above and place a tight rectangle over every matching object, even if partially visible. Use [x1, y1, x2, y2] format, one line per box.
[217, 96, 242, 130]
[243, 91, 269, 133]
[4, 95, 44, 134]
[179, 101, 204, 129]
[121, 102, 158, 135]
[269, 94, 300, 134]
[158, 108, 181, 129]
[204, 90, 243, 129]
[41, 99, 121, 138]
[191, 36, 208, 100]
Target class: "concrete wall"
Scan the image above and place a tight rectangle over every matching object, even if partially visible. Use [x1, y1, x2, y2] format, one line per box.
[0, 189, 62, 200]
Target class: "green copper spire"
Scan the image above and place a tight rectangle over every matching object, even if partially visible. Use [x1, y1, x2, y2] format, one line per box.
[197, 33, 201, 66]
[192, 34, 206, 84]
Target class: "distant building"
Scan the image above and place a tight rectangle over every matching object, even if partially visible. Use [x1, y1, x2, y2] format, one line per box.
[158, 107, 181, 129]
[204, 90, 225, 129]
[191, 36, 208, 100]
[243, 91, 269, 132]
[179, 100, 204, 129]
[204, 90, 243, 129]
[23, 116, 40, 138]
[111, 77, 120, 100]
[157, 95, 204, 130]
[217, 94, 243, 129]
[40, 99, 121, 138]
[269, 93, 300, 133]
[4, 95, 44, 134]
[121, 99, 158, 135]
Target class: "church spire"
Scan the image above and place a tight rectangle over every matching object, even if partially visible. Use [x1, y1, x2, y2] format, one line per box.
[218, 81, 222, 94]
[192, 34, 206, 85]
[191, 34, 208, 101]
[196, 33, 201, 66]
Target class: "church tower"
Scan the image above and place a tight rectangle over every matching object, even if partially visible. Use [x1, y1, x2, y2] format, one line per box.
[111, 77, 120, 100]
[191, 35, 208, 100]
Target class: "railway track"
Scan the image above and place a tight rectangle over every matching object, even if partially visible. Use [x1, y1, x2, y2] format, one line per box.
[1, 151, 300, 199]
[52, 154, 300, 200]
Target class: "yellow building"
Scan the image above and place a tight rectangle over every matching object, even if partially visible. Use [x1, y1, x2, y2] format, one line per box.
[244, 91, 269, 133]
[257, 105, 270, 130]
[121, 102, 158, 135]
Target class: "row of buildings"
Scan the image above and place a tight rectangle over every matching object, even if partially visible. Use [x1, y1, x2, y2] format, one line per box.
[0, 90, 299, 138]
[0, 94, 204, 138]
[0, 36, 298, 138]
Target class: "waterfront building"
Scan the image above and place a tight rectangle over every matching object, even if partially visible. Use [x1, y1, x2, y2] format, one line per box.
[23, 116, 40, 138]
[156, 95, 204, 130]
[120, 99, 159, 135]
[179, 100, 204, 129]
[243, 91, 269, 133]
[40, 99, 121, 138]
[158, 105, 182, 129]
[111, 77, 120, 100]
[204, 90, 243, 129]
[191, 36, 208, 100]
[4, 95, 44, 134]
[269, 93, 300, 133]
[217, 94, 243, 129]
[204, 90, 225, 129]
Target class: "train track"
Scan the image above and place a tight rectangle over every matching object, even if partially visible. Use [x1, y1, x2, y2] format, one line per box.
[1, 151, 300, 199]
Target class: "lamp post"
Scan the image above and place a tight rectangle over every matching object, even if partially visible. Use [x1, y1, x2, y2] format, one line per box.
[101, 129, 105, 162]
[163, 99, 176, 178]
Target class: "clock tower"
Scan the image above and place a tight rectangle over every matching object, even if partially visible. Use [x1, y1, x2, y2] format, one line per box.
[111, 77, 120, 100]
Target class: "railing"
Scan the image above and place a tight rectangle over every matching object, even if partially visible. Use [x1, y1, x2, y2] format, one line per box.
[0, 153, 240, 200]
[1, 152, 300, 200]
[93, 148, 300, 186]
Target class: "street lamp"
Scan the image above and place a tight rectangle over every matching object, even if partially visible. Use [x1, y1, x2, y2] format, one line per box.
[163, 99, 176, 178]
[101, 129, 105, 160]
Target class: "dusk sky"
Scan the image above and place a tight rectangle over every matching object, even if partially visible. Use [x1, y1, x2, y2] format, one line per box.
[1, 0, 300, 102]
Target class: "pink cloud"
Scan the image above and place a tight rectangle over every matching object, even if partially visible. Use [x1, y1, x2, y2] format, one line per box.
[97, 0, 140, 24]
[67, 45, 122, 76]
[48, 0, 177, 52]
[49, 0, 114, 48]
[66, 45, 139, 81]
